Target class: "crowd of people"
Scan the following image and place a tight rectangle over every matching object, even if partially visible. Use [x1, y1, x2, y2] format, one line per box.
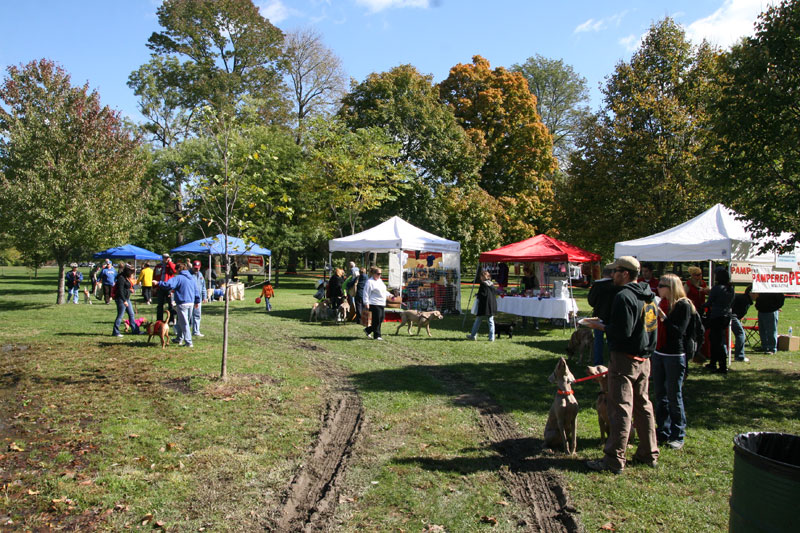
[583, 257, 786, 474]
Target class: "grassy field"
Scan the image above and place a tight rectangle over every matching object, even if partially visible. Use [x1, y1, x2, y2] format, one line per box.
[1, 266, 799, 532]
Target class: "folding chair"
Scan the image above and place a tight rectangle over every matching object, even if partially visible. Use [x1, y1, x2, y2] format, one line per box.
[742, 317, 760, 347]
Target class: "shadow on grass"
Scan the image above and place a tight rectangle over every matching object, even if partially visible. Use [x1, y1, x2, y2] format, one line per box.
[0, 301, 51, 312]
[353, 359, 800, 432]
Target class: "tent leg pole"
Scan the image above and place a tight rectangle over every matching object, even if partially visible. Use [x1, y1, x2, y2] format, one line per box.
[268, 256, 272, 283]
[568, 262, 577, 330]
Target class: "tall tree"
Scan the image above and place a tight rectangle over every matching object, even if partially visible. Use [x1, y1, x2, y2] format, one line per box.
[557, 19, 718, 257]
[439, 55, 557, 241]
[146, 0, 289, 123]
[708, 0, 800, 250]
[283, 27, 347, 142]
[512, 54, 590, 167]
[302, 117, 412, 238]
[0, 60, 148, 303]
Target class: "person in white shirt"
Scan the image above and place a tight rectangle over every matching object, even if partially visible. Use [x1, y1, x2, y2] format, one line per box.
[364, 266, 390, 340]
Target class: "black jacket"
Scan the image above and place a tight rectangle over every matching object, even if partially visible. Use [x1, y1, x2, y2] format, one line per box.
[475, 280, 497, 316]
[588, 278, 621, 323]
[606, 281, 657, 357]
[732, 292, 753, 319]
[755, 292, 785, 313]
[659, 299, 693, 355]
[706, 284, 735, 319]
[114, 276, 133, 302]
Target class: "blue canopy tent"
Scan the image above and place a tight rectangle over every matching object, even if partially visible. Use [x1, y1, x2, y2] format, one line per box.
[93, 244, 162, 271]
[170, 234, 272, 284]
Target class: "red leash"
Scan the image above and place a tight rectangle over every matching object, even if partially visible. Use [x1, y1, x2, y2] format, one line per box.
[573, 371, 608, 384]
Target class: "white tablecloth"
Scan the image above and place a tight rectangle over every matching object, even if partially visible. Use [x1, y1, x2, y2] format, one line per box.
[473, 296, 578, 320]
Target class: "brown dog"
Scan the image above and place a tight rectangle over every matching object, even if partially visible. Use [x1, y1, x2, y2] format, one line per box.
[337, 300, 350, 322]
[147, 310, 170, 349]
[309, 300, 330, 322]
[586, 365, 610, 443]
[394, 310, 444, 336]
[544, 357, 579, 455]
[566, 327, 594, 364]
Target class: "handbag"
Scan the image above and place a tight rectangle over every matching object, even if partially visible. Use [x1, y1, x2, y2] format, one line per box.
[361, 308, 371, 327]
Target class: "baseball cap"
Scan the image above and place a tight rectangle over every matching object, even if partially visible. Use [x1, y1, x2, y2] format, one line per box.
[610, 256, 640, 272]
[162, 253, 170, 259]
[70, 262, 78, 268]
[193, 260, 201, 268]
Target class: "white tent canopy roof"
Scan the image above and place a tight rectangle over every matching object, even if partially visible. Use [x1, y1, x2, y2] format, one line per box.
[329, 216, 461, 253]
[614, 204, 793, 263]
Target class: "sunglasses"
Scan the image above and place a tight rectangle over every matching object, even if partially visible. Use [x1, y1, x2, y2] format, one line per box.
[614, 268, 627, 273]
[658, 284, 669, 288]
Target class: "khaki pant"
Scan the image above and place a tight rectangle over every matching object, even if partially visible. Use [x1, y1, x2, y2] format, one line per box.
[604, 351, 659, 471]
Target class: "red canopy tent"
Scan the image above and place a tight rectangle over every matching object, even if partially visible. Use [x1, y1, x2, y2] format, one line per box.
[479, 234, 600, 263]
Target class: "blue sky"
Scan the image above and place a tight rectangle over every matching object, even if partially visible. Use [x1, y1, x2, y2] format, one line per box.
[1, 0, 776, 122]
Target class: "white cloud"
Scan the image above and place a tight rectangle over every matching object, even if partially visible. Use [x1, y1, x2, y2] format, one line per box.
[354, 0, 430, 14]
[686, 0, 778, 48]
[574, 11, 628, 34]
[618, 34, 642, 52]
[256, 0, 300, 24]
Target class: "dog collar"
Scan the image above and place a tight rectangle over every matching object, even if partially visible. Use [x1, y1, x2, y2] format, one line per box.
[556, 389, 574, 395]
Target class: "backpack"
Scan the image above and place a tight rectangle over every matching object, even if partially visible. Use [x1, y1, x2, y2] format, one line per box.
[684, 309, 706, 357]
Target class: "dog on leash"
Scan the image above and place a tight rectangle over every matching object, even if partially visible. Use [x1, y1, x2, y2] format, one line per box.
[494, 321, 515, 339]
[586, 365, 610, 443]
[309, 300, 330, 322]
[337, 300, 351, 322]
[544, 357, 579, 455]
[394, 310, 444, 336]
[566, 328, 594, 364]
[147, 310, 170, 349]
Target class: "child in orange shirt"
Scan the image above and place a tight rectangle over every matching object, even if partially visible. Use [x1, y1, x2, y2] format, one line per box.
[259, 281, 275, 312]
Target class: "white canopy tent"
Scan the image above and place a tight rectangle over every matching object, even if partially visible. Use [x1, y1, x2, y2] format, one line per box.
[329, 216, 461, 307]
[614, 203, 793, 263]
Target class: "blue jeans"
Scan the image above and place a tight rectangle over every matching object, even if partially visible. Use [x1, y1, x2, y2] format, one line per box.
[651, 352, 687, 443]
[758, 310, 779, 352]
[470, 315, 495, 340]
[113, 299, 139, 336]
[191, 303, 202, 335]
[264, 297, 272, 312]
[175, 303, 193, 345]
[592, 329, 606, 364]
[731, 316, 745, 359]
[68, 286, 80, 303]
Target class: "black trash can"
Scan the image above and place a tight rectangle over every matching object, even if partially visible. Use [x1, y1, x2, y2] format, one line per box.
[730, 432, 800, 532]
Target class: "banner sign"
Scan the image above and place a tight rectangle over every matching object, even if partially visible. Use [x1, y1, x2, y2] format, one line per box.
[751, 265, 800, 293]
[730, 262, 753, 283]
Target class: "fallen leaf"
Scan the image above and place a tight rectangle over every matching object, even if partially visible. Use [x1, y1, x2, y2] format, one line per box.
[27, 489, 40, 495]
[8, 442, 24, 452]
[79, 479, 93, 486]
[128, 434, 140, 439]
[496, 500, 509, 506]
[480, 515, 498, 525]
[599, 522, 615, 531]
[166, 442, 177, 451]
[423, 526, 445, 533]
[154, 520, 165, 529]
[221, 397, 235, 402]
[141, 513, 154, 525]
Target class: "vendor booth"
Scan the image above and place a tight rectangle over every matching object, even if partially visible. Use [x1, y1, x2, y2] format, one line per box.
[93, 244, 161, 271]
[476, 235, 601, 325]
[171, 234, 272, 299]
[328, 216, 462, 313]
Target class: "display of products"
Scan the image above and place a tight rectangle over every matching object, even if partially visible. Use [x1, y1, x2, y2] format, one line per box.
[402, 267, 459, 312]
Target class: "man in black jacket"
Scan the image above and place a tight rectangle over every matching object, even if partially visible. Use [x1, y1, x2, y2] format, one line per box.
[754, 291, 785, 354]
[587, 264, 621, 364]
[585, 256, 659, 474]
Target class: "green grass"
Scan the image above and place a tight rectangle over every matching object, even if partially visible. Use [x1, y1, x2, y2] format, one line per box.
[1, 267, 799, 531]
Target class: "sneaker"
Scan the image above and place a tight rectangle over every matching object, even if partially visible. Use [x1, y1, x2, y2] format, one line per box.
[735, 357, 749, 362]
[667, 440, 684, 450]
[630, 456, 658, 468]
[114, 333, 123, 338]
[488, 337, 495, 342]
[704, 363, 717, 371]
[375, 337, 384, 341]
[195, 333, 204, 337]
[585, 459, 621, 475]
[184, 343, 193, 348]
[172, 338, 180, 345]
[713, 367, 728, 375]
[466, 334, 476, 340]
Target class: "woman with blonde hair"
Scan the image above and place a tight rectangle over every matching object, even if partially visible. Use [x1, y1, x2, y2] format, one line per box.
[653, 273, 694, 450]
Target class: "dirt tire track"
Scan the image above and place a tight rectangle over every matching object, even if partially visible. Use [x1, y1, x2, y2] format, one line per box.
[273, 359, 364, 532]
[421, 361, 583, 533]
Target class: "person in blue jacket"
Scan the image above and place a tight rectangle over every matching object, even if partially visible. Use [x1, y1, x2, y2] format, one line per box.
[65, 263, 83, 304]
[99, 260, 117, 304]
[154, 261, 200, 347]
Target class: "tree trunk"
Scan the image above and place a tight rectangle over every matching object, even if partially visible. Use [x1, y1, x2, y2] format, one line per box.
[221, 293, 229, 381]
[56, 262, 66, 304]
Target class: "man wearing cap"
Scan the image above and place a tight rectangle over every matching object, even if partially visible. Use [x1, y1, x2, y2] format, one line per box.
[585, 256, 659, 474]
[190, 260, 207, 338]
[99, 260, 117, 304]
[587, 263, 621, 364]
[154, 261, 200, 347]
[65, 263, 83, 304]
[155, 253, 177, 324]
